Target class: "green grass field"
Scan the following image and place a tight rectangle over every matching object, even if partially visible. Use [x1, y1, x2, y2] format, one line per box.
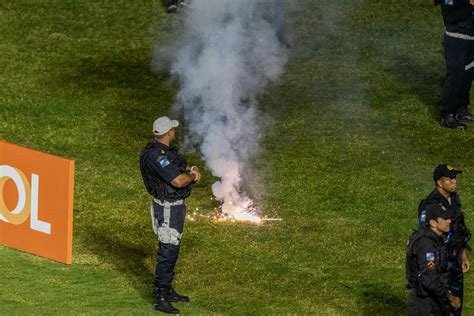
[1, 0, 474, 314]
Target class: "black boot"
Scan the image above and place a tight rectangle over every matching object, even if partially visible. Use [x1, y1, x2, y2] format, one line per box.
[168, 286, 190, 302]
[153, 287, 179, 314]
[441, 113, 467, 129]
[456, 110, 474, 123]
[167, 0, 178, 13]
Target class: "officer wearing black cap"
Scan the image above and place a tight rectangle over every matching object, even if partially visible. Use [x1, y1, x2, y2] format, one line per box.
[140, 116, 202, 314]
[435, 0, 474, 129]
[418, 164, 471, 315]
[407, 204, 462, 315]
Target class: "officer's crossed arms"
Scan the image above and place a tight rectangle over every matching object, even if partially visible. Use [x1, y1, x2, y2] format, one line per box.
[170, 166, 201, 188]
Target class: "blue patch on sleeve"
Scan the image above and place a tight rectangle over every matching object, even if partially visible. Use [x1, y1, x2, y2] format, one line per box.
[419, 211, 426, 225]
[159, 157, 170, 168]
[444, 0, 453, 5]
[425, 252, 436, 261]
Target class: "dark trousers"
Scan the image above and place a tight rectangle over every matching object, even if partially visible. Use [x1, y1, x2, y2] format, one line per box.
[441, 34, 474, 114]
[408, 289, 447, 316]
[274, 0, 287, 46]
[448, 261, 464, 316]
[152, 201, 186, 288]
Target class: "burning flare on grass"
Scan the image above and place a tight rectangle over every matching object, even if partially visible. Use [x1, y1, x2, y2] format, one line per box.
[167, 1, 287, 221]
[186, 204, 282, 224]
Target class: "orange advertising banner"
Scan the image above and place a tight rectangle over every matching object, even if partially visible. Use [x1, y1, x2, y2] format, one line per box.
[0, 140, 74, 264]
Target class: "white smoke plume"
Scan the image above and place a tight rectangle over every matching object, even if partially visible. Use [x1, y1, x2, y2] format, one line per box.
[170, 1, 287, 215]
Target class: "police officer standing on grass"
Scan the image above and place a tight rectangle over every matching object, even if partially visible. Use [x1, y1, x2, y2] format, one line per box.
[418, 164, 471, 315]
[140, 116, 202, 314]
[436, 0, 474, 129]
[407, 204, 462, 315]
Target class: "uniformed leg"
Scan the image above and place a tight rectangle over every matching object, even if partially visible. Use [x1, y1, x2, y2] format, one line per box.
[408, 291, 446, 316]
[457, 49, 473, 111]
[274, 0, 290, 48]
[153, 203, 186, 287]
[456, 39, 474, 122]
[457, 65, 472, 111]
[408, 290, 421, 316]
[441, 35, 469, 114]
[155, 243, 181, 287]
[440, 35, 469, 128]
[152, 202, 186, 313]
[163, 204, 189, 302]
[456, 74, 474, 123]
[448, 263, 464, 316]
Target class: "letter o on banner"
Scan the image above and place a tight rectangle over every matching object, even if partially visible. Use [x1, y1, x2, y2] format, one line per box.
[0, 165, 31, 225]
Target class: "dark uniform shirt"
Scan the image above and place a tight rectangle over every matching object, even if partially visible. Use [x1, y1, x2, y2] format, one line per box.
[440, 0, 474, 34]
[140, 139, 193, 202]
[419, 190, 471, 255]
[406, 228, 450, 301]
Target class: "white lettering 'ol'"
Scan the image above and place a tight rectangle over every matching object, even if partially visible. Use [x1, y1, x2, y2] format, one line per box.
[0, 165, 26, 221]
[30, 174, 51, 234]
[0, 166, 51, 234]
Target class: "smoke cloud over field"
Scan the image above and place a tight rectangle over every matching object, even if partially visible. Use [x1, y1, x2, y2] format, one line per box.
[166, 1, 287, 215]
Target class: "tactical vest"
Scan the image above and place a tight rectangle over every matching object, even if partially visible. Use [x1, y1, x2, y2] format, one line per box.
[140, 141, 193, 201]
[418, 194, 471, 255]
[448, 211, 471, 255]
[406, 229, 449, 296]
[440, 2, 474, 34]
[406, 230, 425, 291]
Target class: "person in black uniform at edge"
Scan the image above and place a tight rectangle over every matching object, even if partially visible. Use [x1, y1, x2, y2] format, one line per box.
[418, 164, 471, 315]
[407, 203, 462, 315]
[140, 116, 202, 314]
[435, 0, 474, 129]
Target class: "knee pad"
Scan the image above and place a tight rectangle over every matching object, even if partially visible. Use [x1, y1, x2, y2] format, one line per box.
[158, 226, 182, 245]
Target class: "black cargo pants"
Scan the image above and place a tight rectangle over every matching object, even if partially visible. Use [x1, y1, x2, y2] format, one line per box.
[151, 199, 186, 288]
[448, 260, 464, 316]
[441, 32, 474, 115]
[408, 289, 447, 316]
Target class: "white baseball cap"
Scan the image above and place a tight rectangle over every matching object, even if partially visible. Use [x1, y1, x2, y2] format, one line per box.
[153, 116, 179, 135]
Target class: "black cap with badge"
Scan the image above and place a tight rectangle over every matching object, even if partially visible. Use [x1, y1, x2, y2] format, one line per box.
[424, 202, 455, 222]
[433, 164, 462, 182]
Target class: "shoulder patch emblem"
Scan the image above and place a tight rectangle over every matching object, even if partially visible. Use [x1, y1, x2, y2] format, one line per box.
[427, 261, 436, 269]
[425, 252, 436, 261]
[420, 212, 426, 220]
[159, 157, 170, 168]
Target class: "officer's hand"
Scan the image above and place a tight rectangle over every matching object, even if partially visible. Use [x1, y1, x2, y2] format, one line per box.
[449, 294, 461, 310]
[461, 250, 470, 273]
[190, 170, 201, 183]
[471, 0, 474, 6]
